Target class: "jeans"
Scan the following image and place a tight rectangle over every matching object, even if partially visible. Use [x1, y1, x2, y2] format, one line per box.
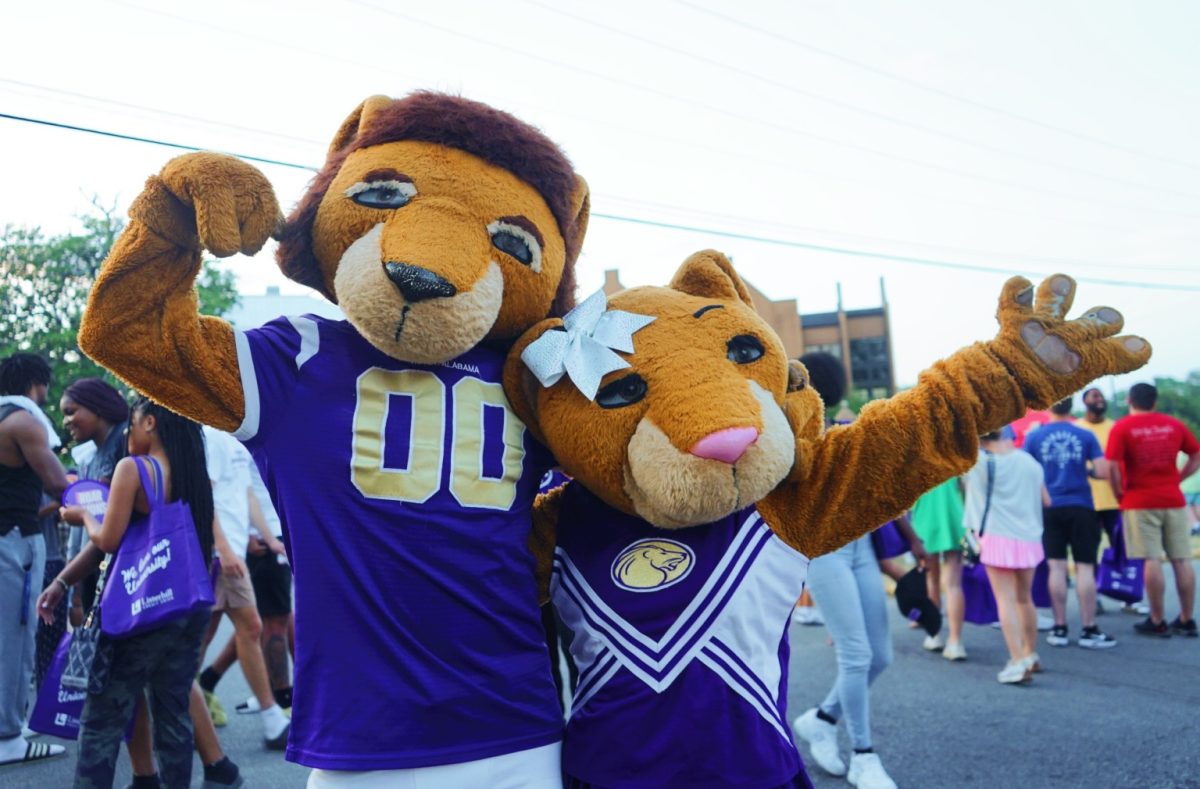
[74, 608, 209, 789]
[0, 529, 46, 740]
[805, 534, 893, 751]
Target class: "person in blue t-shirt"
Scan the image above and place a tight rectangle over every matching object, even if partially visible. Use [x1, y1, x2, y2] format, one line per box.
[1023, 397, 1117, 649]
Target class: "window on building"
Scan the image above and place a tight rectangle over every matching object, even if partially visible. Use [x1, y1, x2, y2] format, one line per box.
[804, 343, 841, 359]
[849, 337, 890, 393]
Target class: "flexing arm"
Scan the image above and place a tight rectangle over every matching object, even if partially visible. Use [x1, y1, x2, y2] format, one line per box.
[78, 153, 281, 429]
[760, 274, 1150, 558]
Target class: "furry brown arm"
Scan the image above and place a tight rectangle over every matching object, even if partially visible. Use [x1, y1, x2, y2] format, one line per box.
[759, 274, 1150, 558]
[530, 486, 564, 605]
[78, 153, 281, 429]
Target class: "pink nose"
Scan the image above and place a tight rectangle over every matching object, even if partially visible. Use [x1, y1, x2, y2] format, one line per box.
[689, 427, 759, 464]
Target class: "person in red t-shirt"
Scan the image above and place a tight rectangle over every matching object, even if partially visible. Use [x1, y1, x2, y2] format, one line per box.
[1106, 383, 1200, 637]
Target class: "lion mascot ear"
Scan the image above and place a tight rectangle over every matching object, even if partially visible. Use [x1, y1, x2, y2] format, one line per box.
[326, 94, 395, 158]
[503, 317, 563, 446]
[669, 250, 754, 306]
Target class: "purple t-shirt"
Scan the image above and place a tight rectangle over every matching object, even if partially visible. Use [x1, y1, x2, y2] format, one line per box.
[553, 483, 810, 788]
[1023, 422, 1103, 509]
[233, 315, 559, 770]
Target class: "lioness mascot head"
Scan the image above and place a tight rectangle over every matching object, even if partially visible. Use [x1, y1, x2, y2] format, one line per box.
[505, 250, 824, 529]
[278, 93, 590, 363]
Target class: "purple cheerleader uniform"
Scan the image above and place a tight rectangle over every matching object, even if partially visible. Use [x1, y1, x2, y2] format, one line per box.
[552, 482, 815, 789]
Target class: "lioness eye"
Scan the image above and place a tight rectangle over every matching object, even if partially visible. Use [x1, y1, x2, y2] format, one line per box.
[488, 218, 544, 273]
[596, 374, 647, 409]
[346, 179, 416, 209]
[727, 335, 764, 364]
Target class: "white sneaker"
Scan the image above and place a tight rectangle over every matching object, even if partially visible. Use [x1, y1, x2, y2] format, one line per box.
[236, 695, 262, 714]
[922, 633, 945, 652]
[998, 660, 1032, 684]
[1122, 601, 1150, 616]
[1021, 652, 1042, 674]
[847, 752, 898, 789]
[942, 641, 967, 661]
[792, 606, 824, 626]
[1036, 613, 1055, 632]
[792, 708, 846, 776]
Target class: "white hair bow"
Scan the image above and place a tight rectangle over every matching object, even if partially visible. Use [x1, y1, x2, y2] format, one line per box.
[520, 289, 655, 401]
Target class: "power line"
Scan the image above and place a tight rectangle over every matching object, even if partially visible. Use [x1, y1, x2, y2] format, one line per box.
[343, 0, 1200, 220]
[594, 212, 1200, 291]
[598, 193, 1199, 274]
[676, 0, 1200, 172]
[526, 0, 1200, 202]
[95, 0, 1200, 223]
[3, 110, 1196, 292]
[0, 78, 327, 148]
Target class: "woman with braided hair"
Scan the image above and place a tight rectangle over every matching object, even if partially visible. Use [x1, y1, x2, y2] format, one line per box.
[47, 396, 216, 788]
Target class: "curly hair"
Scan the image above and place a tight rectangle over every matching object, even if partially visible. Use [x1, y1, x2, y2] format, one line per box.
[0, 353, 51, 396]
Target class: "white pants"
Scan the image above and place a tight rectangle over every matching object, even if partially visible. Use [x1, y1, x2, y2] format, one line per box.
[307, 741, 561, 789]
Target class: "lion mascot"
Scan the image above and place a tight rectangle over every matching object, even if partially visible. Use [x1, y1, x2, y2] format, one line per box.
[80, 93, 588, 785]
[502, 250, 1149, 788]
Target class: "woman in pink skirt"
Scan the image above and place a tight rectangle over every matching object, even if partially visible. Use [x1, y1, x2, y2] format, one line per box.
[963, 429, 1049, 684]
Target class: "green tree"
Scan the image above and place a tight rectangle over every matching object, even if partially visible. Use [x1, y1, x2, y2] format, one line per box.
[0, 203, 239, 445]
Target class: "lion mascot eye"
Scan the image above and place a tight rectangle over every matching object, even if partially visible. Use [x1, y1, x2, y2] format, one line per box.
[727, 334, 764, 365]
[596, 373, 648, 409]
[492, 230, 533, 265]
[349, 181, 415, 209]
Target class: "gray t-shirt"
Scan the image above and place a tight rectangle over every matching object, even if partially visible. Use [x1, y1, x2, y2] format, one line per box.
[962, 449, 1045, 543]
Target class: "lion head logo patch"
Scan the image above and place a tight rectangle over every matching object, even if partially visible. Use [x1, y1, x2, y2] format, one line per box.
[611, 539, 695, 592]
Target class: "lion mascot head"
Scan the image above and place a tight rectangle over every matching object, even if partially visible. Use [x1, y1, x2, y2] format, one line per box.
[278, 92, 590, 363]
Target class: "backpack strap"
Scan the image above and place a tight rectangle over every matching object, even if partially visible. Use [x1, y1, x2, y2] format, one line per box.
[978, 451, 996, 537]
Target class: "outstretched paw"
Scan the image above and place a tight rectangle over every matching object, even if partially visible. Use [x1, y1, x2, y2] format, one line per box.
[993, 274, 1150, 407]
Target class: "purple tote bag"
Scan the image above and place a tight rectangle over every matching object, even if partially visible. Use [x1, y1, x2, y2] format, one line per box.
[100, 456, 214, 638]
[28, 631, 86, 739]
[1098, 522, 1144, 604]
[962, 561, 999, 625]
[870, 521, 909, 560]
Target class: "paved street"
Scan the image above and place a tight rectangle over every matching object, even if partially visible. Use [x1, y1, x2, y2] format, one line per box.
[5, 563, 1198, 788]
[790, 561, 1200, 789]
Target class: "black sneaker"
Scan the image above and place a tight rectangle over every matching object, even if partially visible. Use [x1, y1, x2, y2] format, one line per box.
[1046, 625, 1070, 647]
[1133, 617, 1171, 638]
[1169, 617, 1198, 637]
[1078, 627, 1117, 649]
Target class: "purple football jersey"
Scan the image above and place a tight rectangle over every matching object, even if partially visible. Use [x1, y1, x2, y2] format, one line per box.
[553, 483, 811, 788]
[233, 315, 559, 769]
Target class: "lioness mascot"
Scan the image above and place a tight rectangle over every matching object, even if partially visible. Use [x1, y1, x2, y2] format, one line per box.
[503, 251, 1149, 788]
[80, 93, 588, 785]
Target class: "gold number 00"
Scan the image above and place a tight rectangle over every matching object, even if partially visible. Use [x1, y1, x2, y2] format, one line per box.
[350, 368, 526, 510]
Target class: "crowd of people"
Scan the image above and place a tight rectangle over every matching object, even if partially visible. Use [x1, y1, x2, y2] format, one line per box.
[2, 343, 1198, 789]
[790, 382, 1199, 788]
[1, 353, 295, 787]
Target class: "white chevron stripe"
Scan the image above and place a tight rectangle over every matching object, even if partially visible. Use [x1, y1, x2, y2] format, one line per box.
[570, 660, 621, 718]
[697, 650, 792, 743]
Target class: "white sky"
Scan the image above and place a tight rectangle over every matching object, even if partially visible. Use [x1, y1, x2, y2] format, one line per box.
[3, 0, 1198, 392]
